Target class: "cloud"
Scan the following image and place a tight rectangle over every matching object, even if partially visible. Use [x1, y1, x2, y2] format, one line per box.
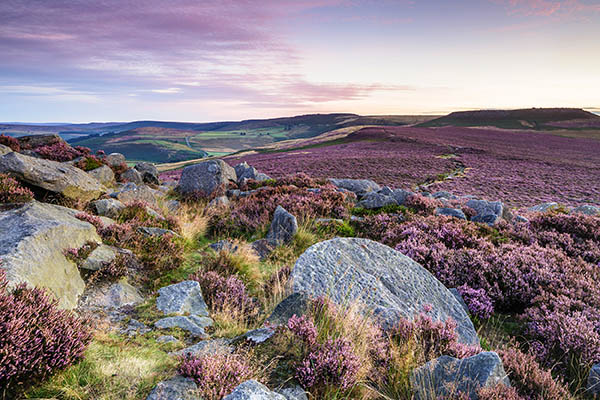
[493, 0, 600, 17]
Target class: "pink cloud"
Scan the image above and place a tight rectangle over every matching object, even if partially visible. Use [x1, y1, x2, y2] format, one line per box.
[493, 0, 600, 17]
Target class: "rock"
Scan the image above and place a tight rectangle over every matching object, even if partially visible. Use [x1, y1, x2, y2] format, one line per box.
[134, 162, 160, 185]
[223, 380, 285, 400]
[356, 191, 397, 209]
[154, 315, 212, 338]
[0, 144, 13, 156]
[290, 238, 479, 344]
[156, 281, 209, 317]
[435, 207, 467, 220]
[87, 165, 115, 186]
[156, 335, 178, 344]
[166, 199, 181, 213]
[105, 153, 126, 167]
[392, 189, 414, 205]
[250, 239, 276, 261]
[146, 376, 200, 400]
[466, 199, 504, 225]
[92, 198, 125, 219]
[174, 338, 233, 358]
[0, 201, 101, 309]
[208, 195, 230, 208]
[177, 159, 236, 196]
[328, 178, 381, 197]
[236, 164, 271, 185]
[17, 134, 64, 149]
[588, 363, 600, 396]
[265, 206, 298, 246]
[410, 352, 510, 400]
[266, 292, 310, 326]
[0, 151, 105, 201]
[234, 162, 251, 178]
[528, 202, 559, 213]
[137, 226, 179, 238]
[79, 280, 144, 309]
[234, 327, 275, 344]
[121, 168, 144, 184]
[255, 172, 271, 181]
[449, 288, 469, 314]
[111, 183, 163, 207]
[275, 386, 308, 400]
[432, 191, 457, 200]
[210, 240, 239, 253]
[80, 244, 118, 271]
[120, 319, 151, 337]
[515, 215, 529, 223]
[572, 204, 600, 216]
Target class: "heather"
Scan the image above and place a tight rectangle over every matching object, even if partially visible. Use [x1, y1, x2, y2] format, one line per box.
[0, 173, 34, 204]
[0, 134, 20, 152]
[0, 270, 92, 395]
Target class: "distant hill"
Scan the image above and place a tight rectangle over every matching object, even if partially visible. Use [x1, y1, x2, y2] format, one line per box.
[419, 108, 600, 130]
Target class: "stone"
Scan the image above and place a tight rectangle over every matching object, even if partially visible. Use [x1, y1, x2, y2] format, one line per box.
[105, 153, 126, 167]
[80, 244, 118, 271]
[210, 240, 239, 253]
[356, 192, 397, 209]
[234, 327, 276, 344]
[87, 165, 115, 186]
[234, 162, 251, 178]
[435, 207, 467, 220]
[208, 195, 230, 208]
[0, 151, 105, 202]
[166, 199, 181, 213]
[92, 198, 125, 219]
[0, 201, 101, 309]
[410, 352, 510, 400]
[177, 159, 236, 196]
[223, 380, 285, 400]
[111, 183, 163, 207]
[275, 386, 308, 400]
[156, 281, 209, 317]
[121, 168, 144, 184]
[432, 191, 457, 200]
[266, 292, 310, 326]
[265, 206, 298, 246]
[156, 335, 178, 344]
[449, 288, 469, 314]
[0, 144, 13, 156]
[134, 162, 160, 185]
[588, 363, 600, 396]
[174, 338, 233, 358]
[515, 215, 529, 223]
[466, 199, 504, 225]
[572, 204, 600, 216]
[290, 238, 479, 344]
[17, 134, 64, 149]
[120, 319, 151, 337]
[79, 280, 144, 309]
[391, 189, 414, 205]
[154, 315, 212, 338]
[137, 226, 179, 238]
[146, 376, 200, 400]
[528, 202, 559, 212]
[251, 239, 276, 261]
[328, 178, 381, 197]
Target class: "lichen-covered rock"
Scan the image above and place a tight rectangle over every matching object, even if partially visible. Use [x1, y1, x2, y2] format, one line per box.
[234, 163, 271, 185]
[0, 201, 101, 309]
[120, 318, 151, 337]
[356, 191, 396, 209]
[157, 335, 178, 344]
[328, 178, 380, 197]
[121, 168, 144, 184]
[466, 199, 504, 225]
[572, 204, 600, 216]
[267, 292, 310, 326]
[410, 352, 510, 400]
[265, 205, 298, 246]
[290, 238, 479, 344]
[223, 380, 286, 400]
[79, 279, 143, 309]
[110, 183, 163, 207]
[0, 144, 12, 156]
[0, 151, 105, 201]
[275, 386, 308, 400]
[436, 207, 467, 220]
[154, 315, 212, 338]
[588, 363, 600, 397]
[174, 338, 233, 358]
[135, 162, 160, 185]
[92, 198, 125, 219]
[17, 133, 64, 149]
[528, 202, 559, 213]
[105, 152, 126, 167]
[80, 244, 118, 271]
[156, 281, 209, 317]
[88, 165, 115, 186]
[146, 376, 200, 400]
[177, 159, 236, 196]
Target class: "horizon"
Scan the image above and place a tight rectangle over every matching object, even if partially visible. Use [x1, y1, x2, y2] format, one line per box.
[1, 1, 600, 122]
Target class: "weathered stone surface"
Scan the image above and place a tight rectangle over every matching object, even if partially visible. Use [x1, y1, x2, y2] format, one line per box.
[105, 153, 126, 167]
[0, 201, 101, 309]
[234, 162, 251, 178]
[17, 133, 64, 149]
[275, 386, 308, 400]
[79, 280, 143, 309]
[410, 352, 510, 400]
[223, 380, 285, 400]
[0, 151, 105, 201]
[588, 363, 600, 396]
[174, 338, 233, 358]
[356, 191, 396, 209]
[208, 195, 230, 208]
[435, 207, 467, 220]
[234, 327, 275, 344]
[146, 376, 200, 400]
[266, 206, 298, 246]
[156, 281, 209, 317]
[120, 318, 151, 337]
[121, 168, 144, 184]
[156, 335, 178, 344]
[92, 198, 125, 219]
[88, 165, 115, 186]
[572, 204, 600, 216]
[432, 191, 457, 200]
[466, 199, 504, 225]
[0, 144, 12, 156]
[154, 315, 212, 337]
[110, 183, 163, 206]
[328, 178, 380, 197]
[80, 244, 118, 271]
[250, 239, 276, 261]
[210, 240, 239, 253]
[135, 162, 160, 185]
[528, 202, 559, 213]
[235, 163, 271, 185]
[177, 159, 236, 196]
[267, 292, 310, 326]
[137, 226, 179, 238]
[392, 189, 414, 205]
[449, 288, 469, 314]
[290, 238, 479, 344]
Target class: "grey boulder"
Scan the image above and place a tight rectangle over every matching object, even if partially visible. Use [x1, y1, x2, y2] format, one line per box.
[79, 280, 144, 310]
[588, 363, 600, 396]
[528, 202, 559, 213]
[0, 144, 13, 156]
[135, 162, 160, 185]
[110, 183, 163, 207]
[154, 315, 213, 338]
[88, 165, 115, 186]
[267, 292, 310, 326]
[121, 168, 144, 184]
[275, 386, 308, 400]
[177, 159, 236, 196]
[265, 206, 298, 246]
[572, 204, 600, 216]
[289, 238, 479, 344]
[223, 380, 285, 400]
[410, 352, 510, 400]
[105, 152, 126, 167]
[156, 281, 209, 317]
[356, 191, 396, 209]
[79, 244, 118, 271]
[466, 199, 504, 225]
[235, 162, 271, 184]
[328, 178, 381, 197]
[435, 207, 467, 220]
[146, 376, 200, 400]
[174, 338, 233, 358]
[92, 198, 125, 219]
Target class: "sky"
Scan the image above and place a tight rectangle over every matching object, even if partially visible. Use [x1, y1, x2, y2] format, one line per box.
[0, 0, 599, 122]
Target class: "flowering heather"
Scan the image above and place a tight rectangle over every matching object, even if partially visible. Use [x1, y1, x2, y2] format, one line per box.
[34, 141, 88, 162]
[0, 270, 92, 394]
[74, 155, 104, 171]
[117, 200, 178, 231]
[0, 134, 20, 152]
[456, 285, 494, 320]
[0, 173, 33, 204]
[178, 352, 258, 400]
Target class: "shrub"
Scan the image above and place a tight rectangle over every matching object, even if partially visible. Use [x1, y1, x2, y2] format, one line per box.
[110, 162, 129, 182]
[0, 134, 20, 152]
[117, 200, 178, 232]
[0, 270, 93, 395]
[35, 141, 87, 162]
[75, 155, 104, 171]
[456, 285, 494, 319]
[404, 194, 442, 215]
[199, 245, 262, 288]
[0, 173, 33, 204]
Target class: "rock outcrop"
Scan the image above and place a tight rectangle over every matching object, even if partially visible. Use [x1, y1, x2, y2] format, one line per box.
[588, 363, 600, 397]
[328, 178, 380, 197]
[177, 160, 236, 196]
[223, 380, 285, 400]
[135, 162, 160, 185]
[466, 199, 504, 225]
[146, 376, 200, 400]
[265, 206, 298, 246]
[156, 280, 209, 317]
[87, 165, 115, 186]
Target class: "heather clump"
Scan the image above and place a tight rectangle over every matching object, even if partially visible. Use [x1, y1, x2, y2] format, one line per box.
[117, 200, 179, 232]
[0, 173, 34, 204]
[35, 141, 88, 162]
[0, 134, 20, 151]
[75, 154, 104, 171]
[0, 270, 93, 395]
[403, 193, 442, 215]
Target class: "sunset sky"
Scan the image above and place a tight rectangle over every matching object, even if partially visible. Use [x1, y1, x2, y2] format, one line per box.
[1, 0, 599, 122]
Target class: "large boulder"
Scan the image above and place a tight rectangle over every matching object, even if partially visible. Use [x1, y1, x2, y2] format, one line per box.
[121, 168, 144, 184]
[110, 183, 163, 207]
[356, 191, 397, 209]
[223, 380, 285, 400]
[0, 201, 101, 308]
[146, 376, 200, 400]
[177, 160, 236, 196]
[289, 238, 479, 344]
[234, 162, 271, 185]
[588, 363, 600, 396]
[92, 198, 125, 219]
[328, 178, 380, 197]
[265, 206, 298, 246]
[0, 151, 105, 201]
[79, 279, 144, 310]
[17, 133, 64, 149]
[87, 165, 115, 186]
[410, 352, 510, 400]
[466, 199, 504, 225]
[0, 144, 12, 156]
[435, 207, 467, 220]
[572, 204, 600, 216]
[156, 280, 209, 317]
[135, 162, 160, 185]
[105, 152, 126, 167]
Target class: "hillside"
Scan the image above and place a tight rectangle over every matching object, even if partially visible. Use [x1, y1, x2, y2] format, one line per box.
[419, 107, 600, 130]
